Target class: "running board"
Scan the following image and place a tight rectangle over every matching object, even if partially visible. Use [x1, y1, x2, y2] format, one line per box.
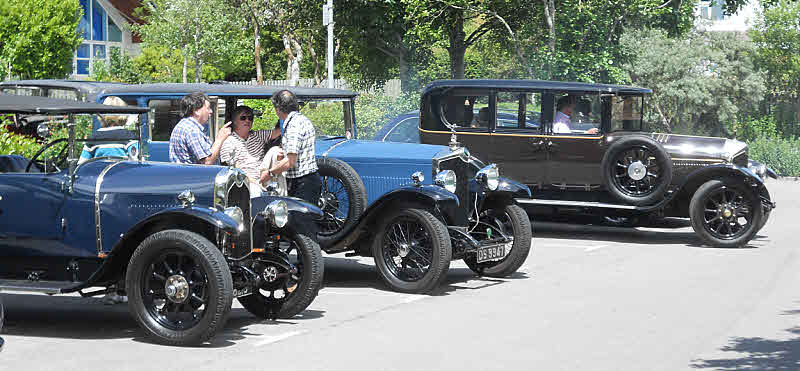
[0, 280, 82, 294]
[514, 198, 637, 210]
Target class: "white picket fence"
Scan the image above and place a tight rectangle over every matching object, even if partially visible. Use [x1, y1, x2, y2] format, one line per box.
[228, 78, 401, 97]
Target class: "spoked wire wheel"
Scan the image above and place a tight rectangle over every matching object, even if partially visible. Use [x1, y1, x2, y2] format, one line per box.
[142, 250, 209, 331]
[238, 230, 323, 319]
[463, 204, 532, 278]
[610, 146, 663, 198]
[372, 208, 451, 294]
[318, 175, 349, 235]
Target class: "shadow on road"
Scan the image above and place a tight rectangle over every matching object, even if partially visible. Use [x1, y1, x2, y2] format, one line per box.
[532, 220, 766, 249]
[321, 256, 527, 296]
[0, 293, 321, 348]
[691, 326, 800, 370]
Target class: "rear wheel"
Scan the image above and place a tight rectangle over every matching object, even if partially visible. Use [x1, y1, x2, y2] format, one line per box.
[689, 178, 762, 248]
[372, 208, 451, 294]
[126, 230, 232, 346]
[464, 204, 532, 277]
[316, 157, 367, 248]
[238, 230, 323, 319]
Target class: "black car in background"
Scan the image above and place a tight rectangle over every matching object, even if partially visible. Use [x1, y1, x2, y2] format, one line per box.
[415, 79, 776, 248]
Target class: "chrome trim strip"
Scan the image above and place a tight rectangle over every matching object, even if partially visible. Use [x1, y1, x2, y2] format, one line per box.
[514, 198, 637, 209]
[321, 138, 350, 157]
[95, 161, 124, 254]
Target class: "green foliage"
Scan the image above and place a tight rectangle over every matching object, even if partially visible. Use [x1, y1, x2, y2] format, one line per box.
[730, 116, 779, 142]
[621, 28, 765, 136]
[0, 0, 82, 79]
[353, 92, 419, 140]
[748, 135, 800, 176]
[0, 123, 40, 158]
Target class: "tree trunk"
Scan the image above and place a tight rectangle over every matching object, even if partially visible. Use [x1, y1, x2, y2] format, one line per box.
[254, 21, 262, 84]
[542, 0, 556, 79]
[282, 34, 302, 86]
[446, 9, 466, 79]
[182, 51, 188, 83]
[194, 53, 202, 83]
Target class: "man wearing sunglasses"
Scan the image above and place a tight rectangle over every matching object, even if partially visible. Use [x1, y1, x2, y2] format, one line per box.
[220, 105, 276, 197]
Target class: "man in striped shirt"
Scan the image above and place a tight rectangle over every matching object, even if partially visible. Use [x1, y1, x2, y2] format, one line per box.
[260, 90, 321, 204]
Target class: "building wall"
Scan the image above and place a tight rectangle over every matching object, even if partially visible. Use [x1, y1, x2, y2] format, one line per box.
[695, 0, 761, 32]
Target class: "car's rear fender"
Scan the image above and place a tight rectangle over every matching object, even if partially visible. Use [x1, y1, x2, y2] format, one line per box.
[85, 206, 240, 287]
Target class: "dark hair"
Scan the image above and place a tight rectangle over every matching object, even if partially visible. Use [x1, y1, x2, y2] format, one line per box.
[556, 95, 576, 111]
[180, 92, 209, 118]
[231, 105, 254, 129]
[271, 90, 299, 114]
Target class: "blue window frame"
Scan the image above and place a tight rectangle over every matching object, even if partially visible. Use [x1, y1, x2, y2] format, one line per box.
[91, 0, 106, 41]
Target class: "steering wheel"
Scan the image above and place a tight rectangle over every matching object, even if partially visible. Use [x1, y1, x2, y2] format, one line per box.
[26, 138, 69, 172]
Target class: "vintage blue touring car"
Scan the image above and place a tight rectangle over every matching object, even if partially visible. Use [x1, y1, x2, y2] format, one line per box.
[0, 81, 534, 294]
[0, 93, 324, 345]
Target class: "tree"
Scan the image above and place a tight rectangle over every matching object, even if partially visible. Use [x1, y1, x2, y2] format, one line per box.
[621, 28, 765, 136]
[749, 0, 800, 124]
[0, 0, 81, 80]
[133, 0, 240, 83]
[404, 0, 533, 79]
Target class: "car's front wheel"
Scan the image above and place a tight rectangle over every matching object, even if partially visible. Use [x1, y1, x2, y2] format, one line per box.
[126, 229, 233, 346]
[238, 229, 323, 319]
[464, 204, 532, 277]
[372, 208, 451, 294]
[689, 178, 763, 248]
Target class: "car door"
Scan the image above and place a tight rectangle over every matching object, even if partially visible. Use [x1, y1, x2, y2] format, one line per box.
[488, 91, 548, 187]
[545, 93, 605, 187]
[0, 170, 70, 279]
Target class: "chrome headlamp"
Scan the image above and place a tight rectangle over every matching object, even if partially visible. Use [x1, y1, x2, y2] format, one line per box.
[265, 200, 289, 228]
[434, 170, 457, 193]
[223, 206, 245, 233]
[748, 160, 767, 179]
[476, 164, 499, 191]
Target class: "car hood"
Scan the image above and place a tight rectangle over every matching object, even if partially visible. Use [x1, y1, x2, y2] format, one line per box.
[317, 138, 447, 164]
[612, 132, 747, 163]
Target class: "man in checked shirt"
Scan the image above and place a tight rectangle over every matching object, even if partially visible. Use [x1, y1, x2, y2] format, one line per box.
[260, 90, 321, 204]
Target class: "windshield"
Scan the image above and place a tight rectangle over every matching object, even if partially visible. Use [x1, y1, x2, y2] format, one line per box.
[242, 97, 355, 139]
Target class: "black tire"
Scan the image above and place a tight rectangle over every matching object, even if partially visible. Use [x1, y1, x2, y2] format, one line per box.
[316, 157, 367, 248]
[601, 136, 673, 206]
[689, 178, 763, 248]
[238, 229, 323, 319]
[464, 204, 532, 278]
[126, 229, 233, 346]
[757, 207, 771, 232]
[372, 208, 451, 294]
[0, 295, 4, 351]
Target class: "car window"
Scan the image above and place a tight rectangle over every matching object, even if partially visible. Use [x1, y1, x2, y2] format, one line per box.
[439, 94, 490, 130]
[148, 99, 183, 142]
[384, 117, 420, 143]
[494, 92, 542, 133]
[609, 95, 643, 132]
[552, 92, 602, 136]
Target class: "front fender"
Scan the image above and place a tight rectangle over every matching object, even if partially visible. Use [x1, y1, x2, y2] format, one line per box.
[251, 195, 323, 247]
[250, 195, 323, 219]
[674, 164, 773, 210]
[479, 176, 532, 209]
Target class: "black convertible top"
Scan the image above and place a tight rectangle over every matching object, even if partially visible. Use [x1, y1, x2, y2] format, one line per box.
[0, 93, 148, 114]
[423, 79, 652, 95]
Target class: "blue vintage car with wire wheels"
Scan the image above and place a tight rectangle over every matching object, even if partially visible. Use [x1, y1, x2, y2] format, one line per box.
[0, 94, 324, 346]
[0, 81, 534, 294]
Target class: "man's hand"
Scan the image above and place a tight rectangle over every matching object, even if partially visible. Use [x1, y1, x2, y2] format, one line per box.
[259, 169, 272, 184]
[217, 122, 232, 141]
[587, 127, 599, 134]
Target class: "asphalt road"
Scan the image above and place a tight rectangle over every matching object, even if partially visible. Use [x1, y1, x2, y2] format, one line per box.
[1, 179, 797, 371]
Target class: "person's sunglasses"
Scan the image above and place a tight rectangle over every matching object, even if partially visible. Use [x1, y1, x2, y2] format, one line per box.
[239, 115, 254, 121]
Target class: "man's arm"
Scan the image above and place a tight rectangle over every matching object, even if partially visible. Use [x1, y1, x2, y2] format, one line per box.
[199, 122, 232, 165]
[260, 153, 296, 183]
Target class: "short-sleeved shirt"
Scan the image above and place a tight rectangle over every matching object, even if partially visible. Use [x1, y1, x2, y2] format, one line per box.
[243, 129, 272, 160]
[552, 111, 572, 134]
[282, 111, 318, 179]
[220, 131, 263, 181]
[78, 127, 139, 164]
[169, 117, 212, 164]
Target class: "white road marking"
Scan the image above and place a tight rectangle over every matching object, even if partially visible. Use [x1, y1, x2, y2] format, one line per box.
[583, 245, 608, 252]
[254, 330, 307, 346]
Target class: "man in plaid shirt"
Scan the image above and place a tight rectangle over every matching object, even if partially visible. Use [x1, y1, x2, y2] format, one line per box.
[169, 92, 231, 164]
[260, 90, 321, 204]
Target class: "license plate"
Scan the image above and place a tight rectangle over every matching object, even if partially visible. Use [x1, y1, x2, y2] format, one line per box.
[477, 244, 506, 263]
[233, 286, 254, 298]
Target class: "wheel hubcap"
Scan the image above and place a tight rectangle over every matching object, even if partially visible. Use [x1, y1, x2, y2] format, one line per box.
[262, 265, 279, 283]
[165, 275, 189, 303]
[397, 243, 411, 258]
[627, 161, 647, 181]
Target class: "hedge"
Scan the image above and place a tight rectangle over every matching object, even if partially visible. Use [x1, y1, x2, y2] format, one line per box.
[747, 135, 800, 177]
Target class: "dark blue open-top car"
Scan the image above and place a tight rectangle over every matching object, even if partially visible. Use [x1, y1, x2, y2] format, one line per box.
[0, 80, 534, 294]
[0, 94, 324, 346]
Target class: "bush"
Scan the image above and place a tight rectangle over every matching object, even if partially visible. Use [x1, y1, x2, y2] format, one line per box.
[748, 135, 800, 177]
[729, 116, 779, 142]
[0, 122, 40, 158]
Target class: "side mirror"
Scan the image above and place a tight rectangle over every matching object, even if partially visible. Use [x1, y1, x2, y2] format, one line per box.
[37, 123, 50, 138]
